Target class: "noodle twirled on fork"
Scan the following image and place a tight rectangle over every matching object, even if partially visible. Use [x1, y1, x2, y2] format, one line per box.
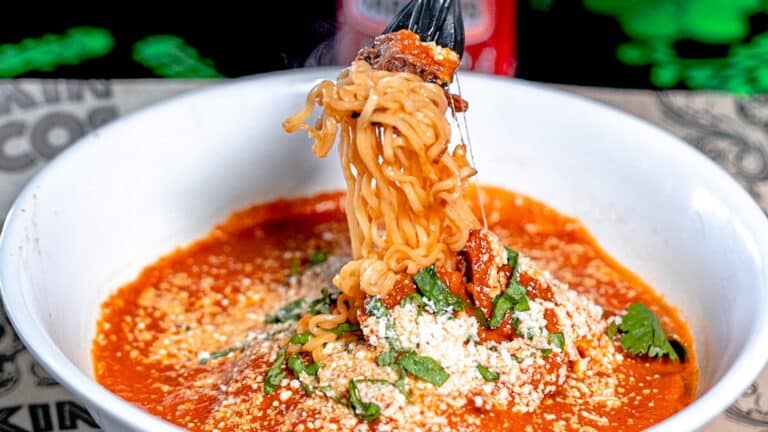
[284, 53, 477, 358]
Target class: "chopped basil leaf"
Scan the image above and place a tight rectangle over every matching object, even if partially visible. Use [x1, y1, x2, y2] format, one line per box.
[267, 298, 305, 323]
[264, 345, 288, 395]
[488, 279, 530, 329]
[507, 279, 531, 312]
[618, 303, 680, 361]
[394, 374, 409, 398]
[399, 293, 425, 308]
[286, 354, 318, 395]
[505, 246, 520, 274]
[290, 332, 314, 345]
[548, 332, 565, 351]
[348, 380, 381, 422]
[366, 296, 400, 351]
[200, 335, 256, 365]
[413, 265, 464, 315]
[606, 321, 619, 339]
[489, 294, 514, 329]
[476, 365, 500, 381]
[356, 378, 392, 386]
[377, 350, 397, 367]
[287, 354, 304, 376]
[308, 250, 328, 266]
[398, 351, 450, 386]
[308, 288, 338, 315]
[473, 306, 490, 329]
[540, 347, 552, 357]
[208, 347, 235, 361]
[305, 361, 322, 377]
[328, 322, 361, 336]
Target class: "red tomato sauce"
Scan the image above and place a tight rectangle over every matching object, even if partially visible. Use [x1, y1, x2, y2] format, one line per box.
[93, 188, 696, 431]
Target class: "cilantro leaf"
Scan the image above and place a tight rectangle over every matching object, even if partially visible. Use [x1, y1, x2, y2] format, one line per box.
[618, 303, 680, 361]
[264, 345, 288, 395]
[348, 380, 381, 422]
[413, 265, 464, 315]
[398, 352, 450, 386]
[606, 321, 619, 339]
[476, 365, 500, 381]
[267, 298, 305, 324]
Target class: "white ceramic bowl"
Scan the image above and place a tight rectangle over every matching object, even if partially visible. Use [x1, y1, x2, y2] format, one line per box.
[1, 68, 768, 431]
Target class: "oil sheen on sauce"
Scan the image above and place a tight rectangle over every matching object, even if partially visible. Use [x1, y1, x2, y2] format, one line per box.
[92, 187, 697, 431]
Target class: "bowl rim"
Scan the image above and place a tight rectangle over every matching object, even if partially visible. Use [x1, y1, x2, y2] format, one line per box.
[2, 67, 768, 431]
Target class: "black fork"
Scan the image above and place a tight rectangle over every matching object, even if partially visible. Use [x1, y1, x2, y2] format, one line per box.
[383, 0, 465, 58]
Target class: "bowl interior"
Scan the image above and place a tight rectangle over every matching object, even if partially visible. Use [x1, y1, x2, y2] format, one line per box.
[1, 69, 767, 431]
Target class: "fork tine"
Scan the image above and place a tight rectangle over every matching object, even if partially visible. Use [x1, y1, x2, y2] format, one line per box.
[425, 0, 452, 41]
[382, 0, 465, 56]
[383, 0, 417, 35]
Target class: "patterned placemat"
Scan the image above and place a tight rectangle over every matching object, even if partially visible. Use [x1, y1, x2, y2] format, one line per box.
[0, 79, 765, 431]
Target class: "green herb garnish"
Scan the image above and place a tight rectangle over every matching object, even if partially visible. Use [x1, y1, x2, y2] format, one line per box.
[473, 306, 490, 329]
[616, 303, 680, 361]
[413, 265, 464, 315]
[287, 354, 305, 376]
[305, 361, 322, 376]
[398, 351, 450, 386]
[399, 293, 425, 308]
[394, 373, 409, 398]
[376, 350, 397, 367]
[488, 277, 530, 329]
[290, 332, 314, 345]
[366, 296, 400, 351]
[506, 246, 520, 273]
[199, 334, 258, 365]
[308, 287, 338, 315]
[328, 322, 361, 336]
[308, 250, 328, 266]
[476, 365, 500, 381]
[201, 346, 237, 364]
[264, 345, 288, 395]
[548, 332, 565, 352]
[606, 321, 619, 339]
[267, 298, 305, 324]
[286, 354, 317, 395]
[348, 380, 381, 422]
[540, 347, 553, 357]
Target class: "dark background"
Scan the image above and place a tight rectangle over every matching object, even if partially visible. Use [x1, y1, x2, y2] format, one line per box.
[1, 1, 767, 91]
